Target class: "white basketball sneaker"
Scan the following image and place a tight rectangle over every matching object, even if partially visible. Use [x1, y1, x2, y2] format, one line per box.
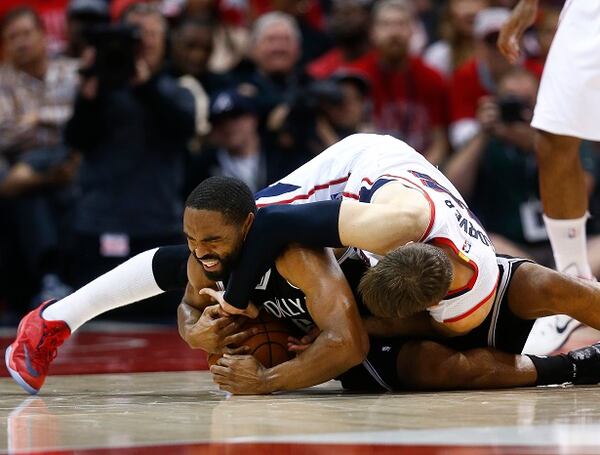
[522, 314, 583, 356]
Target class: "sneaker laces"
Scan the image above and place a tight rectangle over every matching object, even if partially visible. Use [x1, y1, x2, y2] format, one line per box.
[34, 326, 63, 367]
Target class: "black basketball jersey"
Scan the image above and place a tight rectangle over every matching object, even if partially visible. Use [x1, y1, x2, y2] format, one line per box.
[248, 252, 370, 333]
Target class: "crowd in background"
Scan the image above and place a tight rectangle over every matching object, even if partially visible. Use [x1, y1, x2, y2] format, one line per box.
[1, 0, 599, 325]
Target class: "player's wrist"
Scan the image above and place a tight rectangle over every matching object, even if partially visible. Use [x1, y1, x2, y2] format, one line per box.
[261, 367, 282, 393]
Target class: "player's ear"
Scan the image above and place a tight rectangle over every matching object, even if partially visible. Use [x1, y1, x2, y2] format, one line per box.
[241, 211, 255, 240]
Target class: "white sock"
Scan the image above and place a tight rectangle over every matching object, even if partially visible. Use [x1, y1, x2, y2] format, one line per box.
[42, 248, 164, 332]
[543, 213, 593, 279]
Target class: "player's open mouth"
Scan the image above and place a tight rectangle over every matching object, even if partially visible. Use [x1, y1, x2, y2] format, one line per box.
[200, 259, 219, 270]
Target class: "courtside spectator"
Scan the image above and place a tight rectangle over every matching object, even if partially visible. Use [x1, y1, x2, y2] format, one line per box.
[307, 0, 373, 79]
[346, 0, 448, 165]
[0, 7, 79, 304]
[186, 89, 302, 196]
[169, 17, 232, 97]
[270, 0, 332, 65]
[448, 7, 543, 149]
[424, 0, 489, 78]
[182, 0, 249, 74]
[232, 11, 311, 130]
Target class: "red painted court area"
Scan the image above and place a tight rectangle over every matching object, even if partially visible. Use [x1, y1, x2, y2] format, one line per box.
[0, 327, 208, 377]
[2, 326, 600, 455]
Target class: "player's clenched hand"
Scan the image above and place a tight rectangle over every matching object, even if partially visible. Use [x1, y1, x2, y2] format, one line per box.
[210, 354, 271, 395]
[177, 303, 258, 355]
[497, 0, 538, 64]
[287, 326, 321, 353]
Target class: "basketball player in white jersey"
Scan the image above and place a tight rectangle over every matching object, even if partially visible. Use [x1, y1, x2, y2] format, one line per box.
[498, 0, 600, 353]
[210, 133, 500, 336]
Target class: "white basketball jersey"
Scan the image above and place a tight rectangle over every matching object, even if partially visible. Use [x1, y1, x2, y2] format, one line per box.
[255, 134, 499, 323]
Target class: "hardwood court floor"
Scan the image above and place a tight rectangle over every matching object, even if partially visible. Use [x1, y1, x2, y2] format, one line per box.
[1, 325, 600, 454]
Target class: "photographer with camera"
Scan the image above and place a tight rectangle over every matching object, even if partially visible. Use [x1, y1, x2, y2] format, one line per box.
[444, 68, 600, 274]
[273, 72, 372, 158]
[64, 3, 196, 292]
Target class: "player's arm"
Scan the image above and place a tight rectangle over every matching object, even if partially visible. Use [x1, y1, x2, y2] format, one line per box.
[220, 184, 431, 314]
[177, 255, 256, 354]
[211, 246, 369, 394]
[338, 183, 431, 255]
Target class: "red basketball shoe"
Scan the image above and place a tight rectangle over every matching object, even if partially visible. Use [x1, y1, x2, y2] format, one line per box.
[5, 300, 71, 394]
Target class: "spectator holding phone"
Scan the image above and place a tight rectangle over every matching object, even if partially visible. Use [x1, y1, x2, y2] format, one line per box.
[64, 3, 196, 289]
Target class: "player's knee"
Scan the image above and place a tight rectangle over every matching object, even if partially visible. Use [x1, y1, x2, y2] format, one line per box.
[397, 341, 461, 389]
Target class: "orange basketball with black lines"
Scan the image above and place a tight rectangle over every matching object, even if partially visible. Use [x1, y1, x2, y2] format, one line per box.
[207, 311, 297, 368]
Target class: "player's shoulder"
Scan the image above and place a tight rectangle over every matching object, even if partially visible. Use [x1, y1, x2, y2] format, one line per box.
[275, 245, 335, 280]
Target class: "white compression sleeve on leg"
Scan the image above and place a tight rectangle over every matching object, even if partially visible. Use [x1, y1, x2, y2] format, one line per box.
[42, 248, 164, 332]
[543, 213, 593, 279]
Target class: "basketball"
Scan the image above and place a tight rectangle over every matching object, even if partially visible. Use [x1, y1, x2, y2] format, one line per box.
[207, 311, 297, 368]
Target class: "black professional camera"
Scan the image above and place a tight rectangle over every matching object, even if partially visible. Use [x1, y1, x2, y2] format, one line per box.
[82, 24, 141, 87]
[498, 96, 533, 123]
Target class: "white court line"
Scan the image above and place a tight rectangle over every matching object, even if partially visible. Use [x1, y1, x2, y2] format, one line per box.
[228, 423, 600, 447]
[4, 424, 600, 454]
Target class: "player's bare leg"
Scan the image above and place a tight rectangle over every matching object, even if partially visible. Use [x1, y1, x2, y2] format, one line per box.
[396, 341, 537, 390]
[507, 262, 600, 329]
[396, 339, 600, 389]
[535, 131, 593, 279]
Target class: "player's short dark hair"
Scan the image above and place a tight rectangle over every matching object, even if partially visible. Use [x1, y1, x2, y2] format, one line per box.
[185, 176, 257, 225]
[1, 6, 44, 35]
[358, 243, 453, 318]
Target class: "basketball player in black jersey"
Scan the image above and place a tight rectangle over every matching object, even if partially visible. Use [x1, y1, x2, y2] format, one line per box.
[177, 179, 600, 394]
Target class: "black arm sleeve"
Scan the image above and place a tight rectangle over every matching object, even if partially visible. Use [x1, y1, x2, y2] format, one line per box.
[223, 200, 343, 309]
[152, 244, 190, 291]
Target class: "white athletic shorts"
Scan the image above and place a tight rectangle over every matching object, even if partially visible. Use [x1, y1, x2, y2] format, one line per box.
[531, 0, 600, 140]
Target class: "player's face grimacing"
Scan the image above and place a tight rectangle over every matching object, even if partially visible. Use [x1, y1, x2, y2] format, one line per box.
[183, 207, 251, 281]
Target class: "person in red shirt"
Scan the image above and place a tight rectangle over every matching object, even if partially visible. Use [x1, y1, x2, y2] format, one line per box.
[345, 0, 448, 165]
[449, 7, 542, 149]
[307, 0, 373, 80]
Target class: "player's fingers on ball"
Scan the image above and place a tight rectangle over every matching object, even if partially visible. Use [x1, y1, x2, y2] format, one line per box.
[210, 364, 229, 376]
[227, 345, 250, 355]
[224, 329, 258, 346]
[216, 356, 233, 367]
[219, 320, 239, 335]
[214, 316, 235, 329]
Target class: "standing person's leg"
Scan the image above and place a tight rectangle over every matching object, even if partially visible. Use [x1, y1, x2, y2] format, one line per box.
[535, 131, 592, 278]
[528, 0, 600, 280]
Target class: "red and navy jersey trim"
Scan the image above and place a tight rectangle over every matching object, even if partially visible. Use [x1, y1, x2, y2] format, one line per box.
[256, 176, 351, 207]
